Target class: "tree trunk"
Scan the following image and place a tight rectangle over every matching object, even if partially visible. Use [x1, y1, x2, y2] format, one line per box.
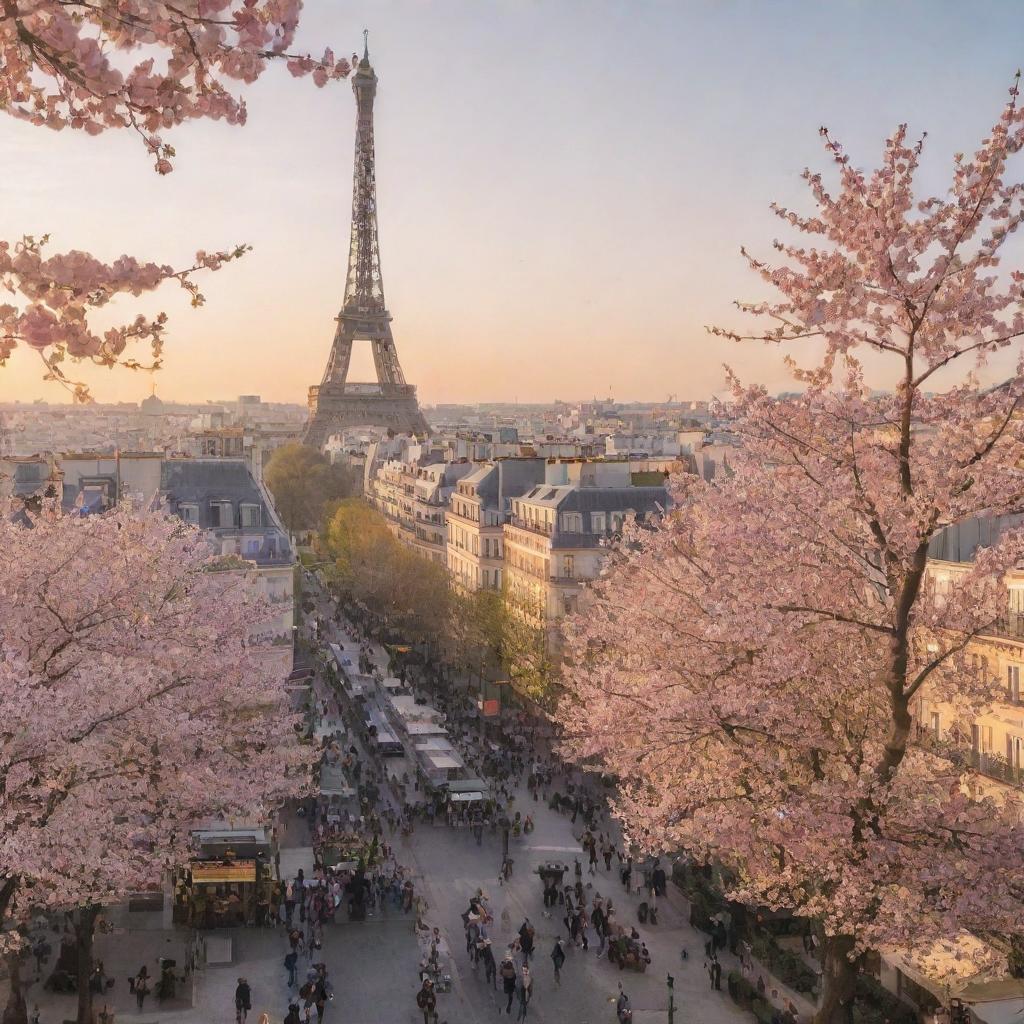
[814, 934, 859, 1024]
[74, 905, 99, 1024]
[2, 949, 28, 1024]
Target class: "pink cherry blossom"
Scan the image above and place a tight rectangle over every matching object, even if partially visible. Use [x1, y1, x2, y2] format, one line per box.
[559, 77, 1024, 1024]
[0, 503, 312, 1021]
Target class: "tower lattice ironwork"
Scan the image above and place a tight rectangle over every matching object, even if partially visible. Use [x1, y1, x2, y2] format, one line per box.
[304, 34, 428, 446]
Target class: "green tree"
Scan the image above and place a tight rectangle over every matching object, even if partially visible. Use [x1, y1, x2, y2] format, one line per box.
[500, 583, 557, 706]
[322, 500, 451, 641]
[448, 588, 507, 675]
[263, 444, 356, 533]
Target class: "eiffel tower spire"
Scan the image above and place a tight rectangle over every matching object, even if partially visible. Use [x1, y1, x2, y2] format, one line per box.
[304, 41, 428, 446]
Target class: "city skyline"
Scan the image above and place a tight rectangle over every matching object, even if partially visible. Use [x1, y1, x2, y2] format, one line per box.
[3, 1, 1024, 406]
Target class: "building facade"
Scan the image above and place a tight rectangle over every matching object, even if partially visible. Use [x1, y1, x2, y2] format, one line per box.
[446, 459, 547, 591]
[503, 461, 668, 646]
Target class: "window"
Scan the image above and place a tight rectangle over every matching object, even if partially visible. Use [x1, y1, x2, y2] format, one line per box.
[929, 711, 941, 738]
[592, 512, 606, 533]
[563, 555, 575, 579]
[1008, 734, 1024, 769]
[611, 513, 624, 534]
[239, 503, 261, 528]
[561, 512, 583, 533]
[1009, 665, 1021, 704]
[210, 500, 234, 527]
[971, 723, 994, 754]
[562, 594, 578, 616]
[179, 502, 199, 524]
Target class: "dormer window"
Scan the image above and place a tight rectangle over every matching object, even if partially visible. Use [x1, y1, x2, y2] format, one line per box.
[239, 503, 261, 528]
[210, 500, 234, 527]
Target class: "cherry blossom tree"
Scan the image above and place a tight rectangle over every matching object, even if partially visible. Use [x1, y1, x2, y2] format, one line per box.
[0, 0, 351, 396]
[0, 504, 312, 1024]
[558, 80, 1024, 1024]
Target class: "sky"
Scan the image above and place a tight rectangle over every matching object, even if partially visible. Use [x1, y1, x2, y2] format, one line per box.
[1, 0, 1023, 406]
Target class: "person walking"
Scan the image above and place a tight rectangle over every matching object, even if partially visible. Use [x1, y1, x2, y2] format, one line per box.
[707, 955, 722, 991]
[234, 977, 252, 1024]
[500, 952, 518, 1014]
[550, 938, 566, 984]
[518, 919, 535, 964]
[515, 964, 533, 1021]
[134, 967, 150, 1011]
[284, 950, 298, 988]
[591, 901, 607, 956]
[415, 978, 438, 1024]
[480, 939, 497, 988]
[575, 907, 590, 951]
[285, 883, 296, 926]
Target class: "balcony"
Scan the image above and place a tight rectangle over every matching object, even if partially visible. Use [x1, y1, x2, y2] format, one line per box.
[509, 516, 552, 537]
[968, 749, 1024, 788]
[923, 735, 1024, 790]
[550, 531, 603, 550]
[982, 613, 1024, 642]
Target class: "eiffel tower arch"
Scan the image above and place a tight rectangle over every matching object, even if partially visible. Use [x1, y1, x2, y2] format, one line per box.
[304, 36, 429, 448]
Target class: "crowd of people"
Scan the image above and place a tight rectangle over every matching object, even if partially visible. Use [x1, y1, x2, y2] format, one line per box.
[302, 573, 807, 1024]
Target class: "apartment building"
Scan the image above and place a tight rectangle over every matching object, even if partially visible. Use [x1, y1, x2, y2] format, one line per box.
[411, 461, 475, 565]
[503, 460, 668, 645]
[920, 515, 1024, 802]
[446, 458, 546, 591]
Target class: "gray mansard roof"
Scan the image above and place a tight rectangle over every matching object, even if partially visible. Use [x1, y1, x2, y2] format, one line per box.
[160, 458, 292, 565]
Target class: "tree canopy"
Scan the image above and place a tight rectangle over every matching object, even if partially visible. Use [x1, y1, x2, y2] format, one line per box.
[322, 499, 452, 643]
[263, 443, 357, 533]
[0, 504, 309, 1022]
[558, 81, 1024, 1024]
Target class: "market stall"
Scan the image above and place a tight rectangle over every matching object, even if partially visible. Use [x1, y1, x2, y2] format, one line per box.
[172, 829, 276, 928]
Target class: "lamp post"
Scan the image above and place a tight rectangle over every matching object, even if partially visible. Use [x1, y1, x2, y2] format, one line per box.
[667, 973, 675, 1024]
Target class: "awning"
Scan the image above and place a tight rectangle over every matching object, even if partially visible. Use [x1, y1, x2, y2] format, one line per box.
[443, 778, 488, 794]
[191, 860, 256, 883]
[425, 754, 463, 770]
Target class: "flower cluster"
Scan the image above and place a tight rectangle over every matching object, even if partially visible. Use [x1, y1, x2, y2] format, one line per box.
[0, 504, 313, 946]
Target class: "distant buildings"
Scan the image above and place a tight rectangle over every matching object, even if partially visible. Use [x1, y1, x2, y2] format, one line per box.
[361, 429, 682, 652]
[1, 395, 306, 476]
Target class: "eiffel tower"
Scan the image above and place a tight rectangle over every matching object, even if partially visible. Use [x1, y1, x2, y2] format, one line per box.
[304, 34, 429, 447]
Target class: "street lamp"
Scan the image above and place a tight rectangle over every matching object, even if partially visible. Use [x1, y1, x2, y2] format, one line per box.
[667, 973, 675, 1024]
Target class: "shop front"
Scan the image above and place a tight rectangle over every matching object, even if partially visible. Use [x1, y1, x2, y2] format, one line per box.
[173, 828, 276, 928]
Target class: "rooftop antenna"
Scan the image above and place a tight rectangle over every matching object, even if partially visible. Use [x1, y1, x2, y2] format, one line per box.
[363, 28, 369, 61]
